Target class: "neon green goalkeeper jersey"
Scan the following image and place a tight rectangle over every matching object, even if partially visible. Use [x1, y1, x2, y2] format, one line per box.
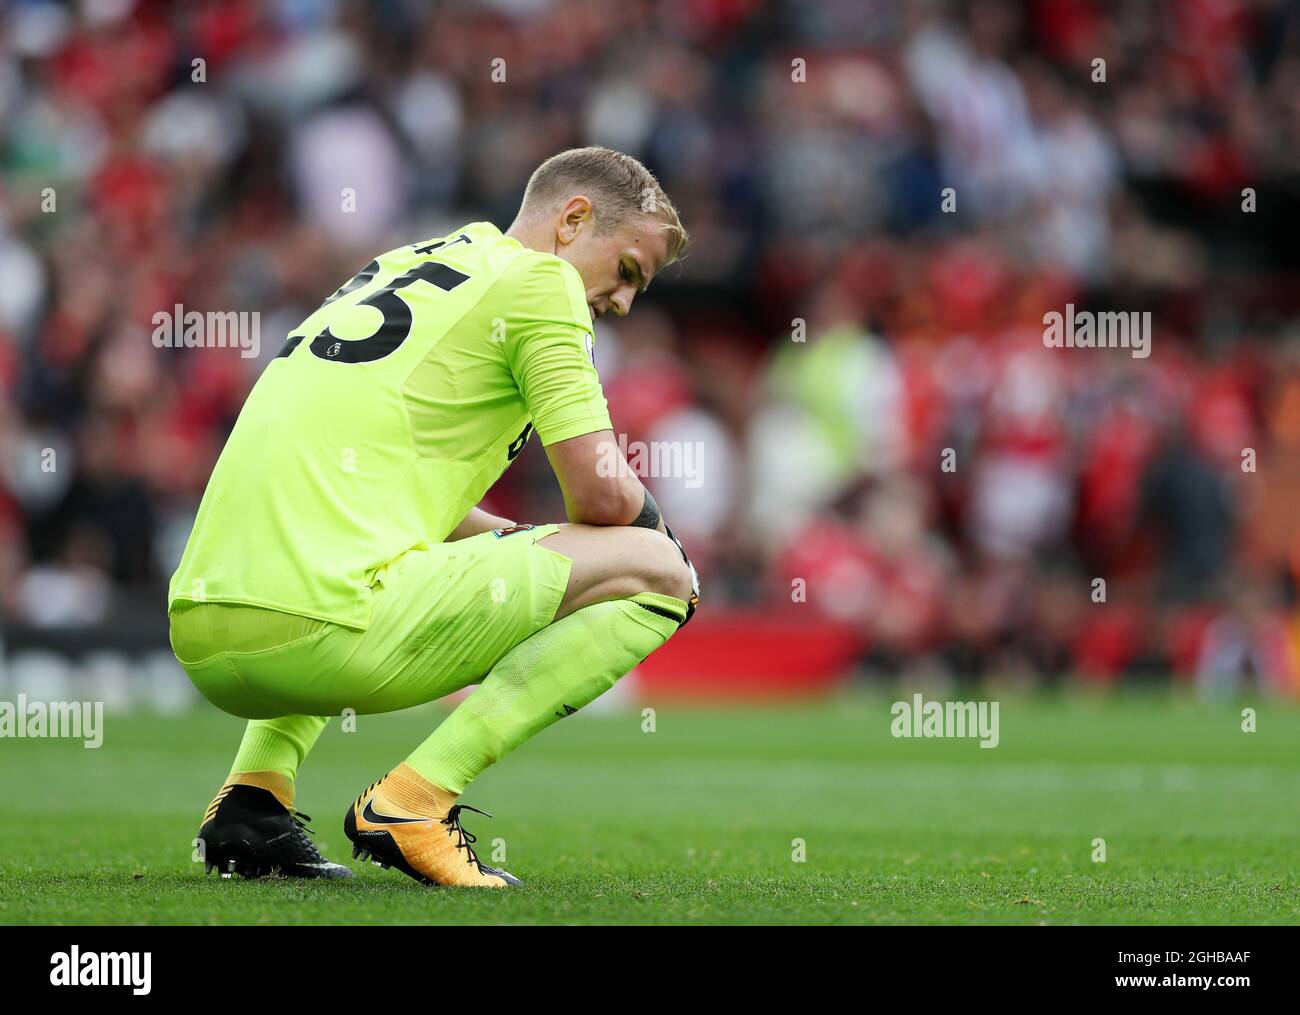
[168, 222, 610, 629]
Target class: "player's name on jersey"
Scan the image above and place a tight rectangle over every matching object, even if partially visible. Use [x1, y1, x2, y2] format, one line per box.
[1042, 303, 1152, 359]
[151, 304, 260, 359]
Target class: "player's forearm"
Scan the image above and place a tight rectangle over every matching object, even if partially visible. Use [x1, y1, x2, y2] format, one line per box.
[446, 506, 515, 541]
[546, 430, 666, 532]
[562, 477, 666, 534]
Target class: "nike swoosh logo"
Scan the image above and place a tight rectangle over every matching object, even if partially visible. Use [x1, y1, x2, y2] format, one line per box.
[362, 800, 427, 825]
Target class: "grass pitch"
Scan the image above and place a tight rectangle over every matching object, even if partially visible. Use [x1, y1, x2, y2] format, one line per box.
[1, 691, 1297, 925]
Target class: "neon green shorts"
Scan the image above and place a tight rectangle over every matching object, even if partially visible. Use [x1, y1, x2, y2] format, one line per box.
[169, 524, 570, 719]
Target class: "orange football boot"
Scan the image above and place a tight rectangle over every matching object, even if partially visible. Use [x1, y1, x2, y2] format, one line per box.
[343, 765, 521, 888]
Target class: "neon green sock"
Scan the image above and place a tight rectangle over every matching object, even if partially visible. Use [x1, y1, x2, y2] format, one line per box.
[406, 592, 685, 793]
[228, 716, 330, 784]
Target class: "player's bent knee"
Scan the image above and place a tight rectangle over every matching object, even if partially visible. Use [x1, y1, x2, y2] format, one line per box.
[545, 524, 693, 614]
[635, 532, 693, 602]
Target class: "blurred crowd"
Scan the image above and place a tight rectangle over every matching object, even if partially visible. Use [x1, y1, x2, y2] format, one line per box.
[2, 0, 1300, 694]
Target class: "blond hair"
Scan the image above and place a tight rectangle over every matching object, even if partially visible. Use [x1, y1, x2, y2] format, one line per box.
[521, 146, 688, 264]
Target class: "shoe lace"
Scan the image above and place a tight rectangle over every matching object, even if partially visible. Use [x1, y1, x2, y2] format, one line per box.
[283, 808, 331, 865]
[441, 804, 493, 872]
[289, 810, 329, 855]
[353, 774, 387, 811]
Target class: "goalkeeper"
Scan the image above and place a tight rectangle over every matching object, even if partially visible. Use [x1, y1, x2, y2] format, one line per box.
[167, 147, 698, 888]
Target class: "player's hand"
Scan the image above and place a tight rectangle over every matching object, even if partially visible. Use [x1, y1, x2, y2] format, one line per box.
[663, 524, 700, 625]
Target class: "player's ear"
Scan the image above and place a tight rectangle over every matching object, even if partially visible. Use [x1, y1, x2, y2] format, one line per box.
[556, 196, 594, 246]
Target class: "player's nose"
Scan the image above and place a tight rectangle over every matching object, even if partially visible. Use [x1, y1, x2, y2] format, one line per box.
[610, 288, 634, 317]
